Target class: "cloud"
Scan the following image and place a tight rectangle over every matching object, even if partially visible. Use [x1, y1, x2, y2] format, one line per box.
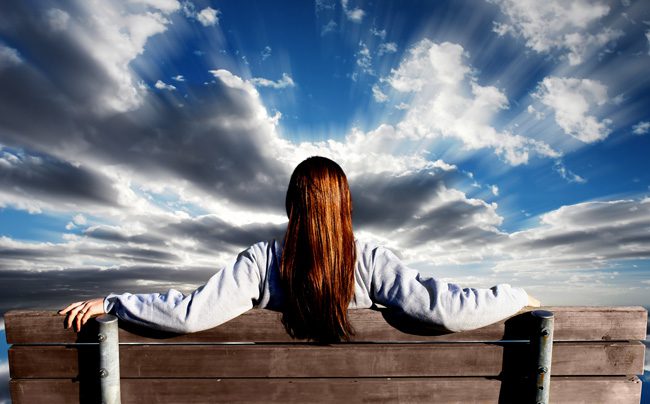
[172, 75, 185, 82]
[554, 161, 587, 184]
[0, 44, 21, 70]
[250, 73, 296, 89]
[496, 198, 650, 272]
[632, 121, 650, 135]
[534, 76, 612, 143]
[370, 27, 386, 39]
[0, 1, 174, 114]
[196, 7, 220, 27]
[372, 84, 388, 102]
[315, 0, 336, 13]
[261, 46, 272, 61]
[341, 0, 365, 22]
[378, 42, 397, 56]
[154, 80, 176, 91]
[46, 8, 70, 31]
[132, 0, 180, 13]
[384, 39, 559, 165]
[355, 41, 373, 76]
[321, 20, 337, 36]
[0, 147, 120, 213]
[0, 30, 291, 212]
[491, 0, 622, 65]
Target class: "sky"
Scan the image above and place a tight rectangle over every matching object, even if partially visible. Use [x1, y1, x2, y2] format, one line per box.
[1, 0, 650, 401]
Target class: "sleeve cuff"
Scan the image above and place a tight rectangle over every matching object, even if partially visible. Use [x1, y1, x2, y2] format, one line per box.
[103, 294, 119, 313]
[514, 287, 529, 308]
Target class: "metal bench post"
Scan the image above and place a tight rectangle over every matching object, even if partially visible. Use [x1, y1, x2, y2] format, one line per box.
[532, 310, 554, 404]
[97, 314, 121, 404]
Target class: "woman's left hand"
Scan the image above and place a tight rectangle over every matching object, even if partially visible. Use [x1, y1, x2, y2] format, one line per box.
[58, 298, 106, 332]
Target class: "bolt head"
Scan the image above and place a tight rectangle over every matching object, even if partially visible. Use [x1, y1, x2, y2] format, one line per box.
[99, 368, 109, 378]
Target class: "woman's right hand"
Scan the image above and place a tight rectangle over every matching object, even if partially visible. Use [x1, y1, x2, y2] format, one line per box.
[527, 294, 541, 308]
[58, 298, 106, 332]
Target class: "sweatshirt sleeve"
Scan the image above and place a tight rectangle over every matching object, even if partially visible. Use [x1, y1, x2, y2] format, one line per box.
[369, 246, 528, 332]
[102, 244, 263, 333]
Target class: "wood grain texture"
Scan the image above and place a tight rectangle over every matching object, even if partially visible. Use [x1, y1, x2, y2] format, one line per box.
[5, 306, 648, 344]
[9, 341, 645, 379]
[10, 376, 643, 404]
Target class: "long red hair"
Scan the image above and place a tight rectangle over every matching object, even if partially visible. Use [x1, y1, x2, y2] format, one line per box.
[280, 156, 356, 342]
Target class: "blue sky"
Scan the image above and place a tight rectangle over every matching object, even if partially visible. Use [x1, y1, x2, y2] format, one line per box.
[0, 0, 649, 312]
[1, 0, 650, 400]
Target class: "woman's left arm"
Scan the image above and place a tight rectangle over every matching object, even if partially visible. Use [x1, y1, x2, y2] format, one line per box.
[59, 243, 264, 333]
[369, 246, 536, 332]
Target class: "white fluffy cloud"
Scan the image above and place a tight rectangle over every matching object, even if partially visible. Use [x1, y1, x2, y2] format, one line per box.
[372, 84, 388, 102]
[355, 41, 373, 75]
[385, 39, 559, 165]
[154, 80, 176, 91]
[378, 42, 397, 56]
[341, 0, 365, 22]
[250, 73, 296, 89]
[197, 7, 220, 27]
[491, 0, 622, 65]
[632, 121, 650, 135]
[534, 76, 611, 143]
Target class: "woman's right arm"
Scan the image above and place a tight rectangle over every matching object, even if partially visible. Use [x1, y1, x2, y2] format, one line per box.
[369, 246, 533, 332]
[60, 242, 266, 333]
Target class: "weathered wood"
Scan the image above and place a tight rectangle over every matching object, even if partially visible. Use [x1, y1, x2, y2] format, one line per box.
[10, 376, 643, 404]
[5, 306, 648, 344]
[9, 341, 645, 379]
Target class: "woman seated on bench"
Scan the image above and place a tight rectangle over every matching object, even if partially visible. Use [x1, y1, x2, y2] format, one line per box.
[59, 156, 540, 342]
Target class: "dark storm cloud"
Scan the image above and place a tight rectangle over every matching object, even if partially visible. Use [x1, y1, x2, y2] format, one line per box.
[503, 199, 650, 268]
[351, 167, 506, 249]
[163, 216, 286, 253]
[84, 217, 286, 258]
[0, 265, 216, 315]
[400, 199, 506, 246]
[0, 242, 182, 270]
[352, 170, 448, 229]
[0, 147, 119, 207]
[83, 226, 165, 246]
[0, 1, 289, 212]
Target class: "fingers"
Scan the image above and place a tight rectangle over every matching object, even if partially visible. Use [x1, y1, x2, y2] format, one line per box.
[79, 301, 101, 330]
[64, 302, 86, 330]
[60, 299, 105, 332]
[58, 301, 84, 315]
[75, 302, 88, 332]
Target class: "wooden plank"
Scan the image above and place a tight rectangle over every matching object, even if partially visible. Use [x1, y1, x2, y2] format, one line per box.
[5, 306, 648, 344]
[9, 341, 645, 378]
[10, 376, 643, 404]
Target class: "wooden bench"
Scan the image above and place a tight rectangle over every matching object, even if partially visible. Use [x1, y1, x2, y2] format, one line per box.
[5, 306, 647, 403]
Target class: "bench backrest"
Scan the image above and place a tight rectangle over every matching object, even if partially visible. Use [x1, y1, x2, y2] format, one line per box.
[5, 306, 647, 403]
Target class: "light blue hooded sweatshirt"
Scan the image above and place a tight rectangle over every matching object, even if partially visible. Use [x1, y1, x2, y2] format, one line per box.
[104, 240, 529, 334]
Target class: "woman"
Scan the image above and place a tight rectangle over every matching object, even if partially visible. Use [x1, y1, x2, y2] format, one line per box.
[60, 156, 540, 342]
